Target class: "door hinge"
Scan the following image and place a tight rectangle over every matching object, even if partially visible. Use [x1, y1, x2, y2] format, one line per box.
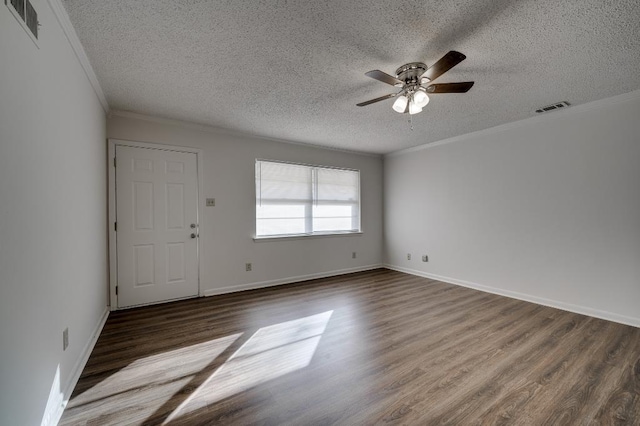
[113, 157, 116, 167]
[114, 222, 117, 231]
[115, 286, 118, 295]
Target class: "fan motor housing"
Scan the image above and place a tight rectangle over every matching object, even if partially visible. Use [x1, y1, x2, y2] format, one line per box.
[395, 62, 428, 85]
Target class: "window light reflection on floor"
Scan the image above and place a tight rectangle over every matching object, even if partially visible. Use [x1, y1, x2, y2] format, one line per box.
[164, 310, 334, 423]
[63, 334, 242, 424]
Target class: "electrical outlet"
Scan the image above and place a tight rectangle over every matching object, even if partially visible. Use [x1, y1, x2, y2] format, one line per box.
[245, 263, 252, 271]
[407, 253, 411, 260]
[422, 255, 429, 262]
[206, 198, 215, 207]
[63, 328, 69, 351]
[352, 252, 357, 259]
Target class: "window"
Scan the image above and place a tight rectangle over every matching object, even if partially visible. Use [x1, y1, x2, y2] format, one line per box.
[255, 160, 361, 238]
[5, 0, 39, 45]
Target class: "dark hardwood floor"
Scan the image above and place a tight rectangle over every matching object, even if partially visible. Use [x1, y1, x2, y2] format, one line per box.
[60, 269, 640, 425]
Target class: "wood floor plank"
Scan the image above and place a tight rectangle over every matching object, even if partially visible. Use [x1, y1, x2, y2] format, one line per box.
[60, 269, 640, 425]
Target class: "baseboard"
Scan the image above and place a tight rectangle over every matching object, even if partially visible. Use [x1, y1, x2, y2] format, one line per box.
[384, 264, 640, 329]
[46, 307, 110, 426]
[203, 264, 384, 297]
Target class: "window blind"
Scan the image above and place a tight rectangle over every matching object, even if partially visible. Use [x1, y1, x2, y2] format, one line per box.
[256, 160, 360, 237]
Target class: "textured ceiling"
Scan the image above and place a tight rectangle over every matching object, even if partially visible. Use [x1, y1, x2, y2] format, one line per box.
[63, 0, 640, 154]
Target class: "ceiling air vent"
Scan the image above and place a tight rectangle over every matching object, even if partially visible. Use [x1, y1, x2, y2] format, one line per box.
[535, 101, 570, 114]
[5, 0, 39, 44]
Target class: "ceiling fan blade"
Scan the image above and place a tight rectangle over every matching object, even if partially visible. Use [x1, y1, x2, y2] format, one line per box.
[425, 82, 474, 93]
[356, 93, 397, 107]
[365, 70, 403, 86]
[422, 51, 467, 82]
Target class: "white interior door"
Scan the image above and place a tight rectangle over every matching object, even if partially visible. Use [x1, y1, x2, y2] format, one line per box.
[116, 145, 199, 308]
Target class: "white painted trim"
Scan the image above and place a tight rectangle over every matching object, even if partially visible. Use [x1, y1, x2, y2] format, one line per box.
[108, 139, 205, 309]
[386, 89, 640, 158]
[45, 307, 109, 426]
[109, 138, 203, 154]
[108, 110, 382, 158]
[46, 0, 109, 112]
[203, 264, 384, 297]
[384, 265, 640, 329]
[107, 141, 117, 310]
[254, 231, 363, 242]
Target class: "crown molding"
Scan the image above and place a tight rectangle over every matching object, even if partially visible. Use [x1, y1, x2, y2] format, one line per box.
[46, 0, 109, 112]
[386, 89, 640, 158]
[109, 110, 382, 158]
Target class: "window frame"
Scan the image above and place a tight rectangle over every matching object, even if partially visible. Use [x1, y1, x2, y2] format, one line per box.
[5, 0, 39, 47]
[254, 159, 362, 240]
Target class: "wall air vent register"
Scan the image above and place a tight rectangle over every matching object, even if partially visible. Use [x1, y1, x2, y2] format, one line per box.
[5, 0, 39, 45]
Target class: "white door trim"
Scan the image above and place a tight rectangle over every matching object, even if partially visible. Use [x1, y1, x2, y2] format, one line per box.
[108, 138, 205, 310]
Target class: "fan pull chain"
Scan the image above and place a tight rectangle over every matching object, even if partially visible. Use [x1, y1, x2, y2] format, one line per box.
[408, 114, 414, 131]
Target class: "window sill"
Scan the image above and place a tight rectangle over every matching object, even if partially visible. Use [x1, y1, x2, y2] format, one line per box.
[253, 231, 363, 242]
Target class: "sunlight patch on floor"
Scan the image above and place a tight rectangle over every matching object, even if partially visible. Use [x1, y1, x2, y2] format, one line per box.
[62, 334, 241, 424]
[165, 310, 334, 423]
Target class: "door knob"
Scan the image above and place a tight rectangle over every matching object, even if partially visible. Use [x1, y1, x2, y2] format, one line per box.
[190, 223, 197, 229]
[190, 233, 197, 239]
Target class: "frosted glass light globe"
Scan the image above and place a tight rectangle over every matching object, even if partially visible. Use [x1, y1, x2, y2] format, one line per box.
[413, 90, 430, 108]
[408, 100, 423, 115]
[392, 95, 408, 113]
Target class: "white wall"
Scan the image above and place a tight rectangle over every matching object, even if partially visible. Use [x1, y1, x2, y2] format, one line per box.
[0, 1, 108, 425]
[385, 91, 640, 327]
[108, 114, 383, 296]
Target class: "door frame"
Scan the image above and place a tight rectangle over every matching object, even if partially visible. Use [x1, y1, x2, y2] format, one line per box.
[108, 139, 205, 310]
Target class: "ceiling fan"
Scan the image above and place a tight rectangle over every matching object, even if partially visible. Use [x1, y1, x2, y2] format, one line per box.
[357, 51, 474, 115]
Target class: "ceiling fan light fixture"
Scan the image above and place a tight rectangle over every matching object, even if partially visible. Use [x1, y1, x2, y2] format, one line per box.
[413, 90, 430, 108]
[357, 51, 473, 116]
[392, 95, 408, 113]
